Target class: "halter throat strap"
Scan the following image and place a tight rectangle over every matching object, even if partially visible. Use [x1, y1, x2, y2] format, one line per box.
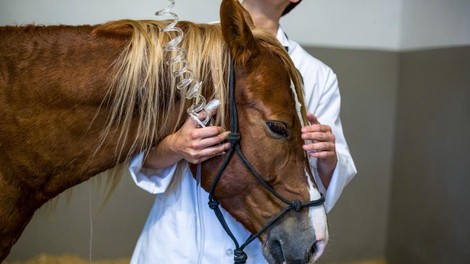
[207, 58, 325, 264]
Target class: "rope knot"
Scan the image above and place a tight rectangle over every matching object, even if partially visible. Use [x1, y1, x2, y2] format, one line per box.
[234, 249, 248, 264]
[291, 200, 303, 212]
[208, 199, 220, 210]
[228, 132, 240, 144]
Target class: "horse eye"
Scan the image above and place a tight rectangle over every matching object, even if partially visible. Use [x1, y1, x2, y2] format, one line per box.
[266, 121, 289, 138]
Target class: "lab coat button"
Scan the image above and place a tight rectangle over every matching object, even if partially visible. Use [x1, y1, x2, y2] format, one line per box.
[226, 248, 233, 256]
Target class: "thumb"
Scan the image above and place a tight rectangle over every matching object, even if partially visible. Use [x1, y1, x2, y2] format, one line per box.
[207, 107, 218, 118]
[186, 110, 212, 128]
[185, 114, 201, 128]
[195, 108, 218, 126]
[307, 112, 320, 125]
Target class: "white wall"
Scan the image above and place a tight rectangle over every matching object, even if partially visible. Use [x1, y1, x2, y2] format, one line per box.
[400, 0, 470, 51]
[0, 0, 219, 25]
[0, 0, 469, 51]
[281, 0, 403, 50]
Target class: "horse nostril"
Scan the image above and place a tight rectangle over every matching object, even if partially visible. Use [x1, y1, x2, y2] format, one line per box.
[309, 241, 318, 255]
[311, 239, 327, 263]
[271, 239, 284, 262]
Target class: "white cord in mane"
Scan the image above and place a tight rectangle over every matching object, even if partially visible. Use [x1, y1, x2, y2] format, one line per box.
[155, 0, 219, 127]
[155, 2, 211, 264]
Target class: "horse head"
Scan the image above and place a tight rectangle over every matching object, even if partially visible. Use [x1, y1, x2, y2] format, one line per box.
[198, 0, 329, 263]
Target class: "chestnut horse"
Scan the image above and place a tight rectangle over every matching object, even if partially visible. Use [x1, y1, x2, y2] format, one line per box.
[0, 0, 328, 263]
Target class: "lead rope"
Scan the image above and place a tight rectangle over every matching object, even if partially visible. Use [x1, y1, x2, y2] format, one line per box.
[195, 163, 206, 264]
[88, 181, 93, 264]
[208, 59, 325, 264]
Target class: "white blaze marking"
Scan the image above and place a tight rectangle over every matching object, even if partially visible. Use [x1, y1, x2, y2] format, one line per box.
[290, 81, 305, 127]
[292, 80, 329, 260]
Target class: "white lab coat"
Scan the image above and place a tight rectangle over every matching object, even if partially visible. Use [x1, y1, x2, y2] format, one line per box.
[129, 27, 357, 264]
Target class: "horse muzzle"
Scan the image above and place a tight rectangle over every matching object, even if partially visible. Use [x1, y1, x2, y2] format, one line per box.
[262, 209, 328, 264]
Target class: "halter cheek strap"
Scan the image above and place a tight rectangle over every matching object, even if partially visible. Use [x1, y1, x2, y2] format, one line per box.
[206, 58, 325, 264]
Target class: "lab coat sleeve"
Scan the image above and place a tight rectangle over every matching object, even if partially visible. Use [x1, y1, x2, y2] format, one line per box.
[129, 152, 177, 194]
[309, 68, 357, 213]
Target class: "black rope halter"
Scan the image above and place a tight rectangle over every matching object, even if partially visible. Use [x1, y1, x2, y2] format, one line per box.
[207, 58, 325, 264]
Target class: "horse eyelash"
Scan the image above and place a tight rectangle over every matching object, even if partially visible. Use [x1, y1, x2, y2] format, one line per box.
[267, 121, 289, 138]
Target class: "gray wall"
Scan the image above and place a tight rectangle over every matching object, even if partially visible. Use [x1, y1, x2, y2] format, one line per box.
[306, 48, 398, 263]
[6, 175, 155, 260]
[387, 47, 470, 263]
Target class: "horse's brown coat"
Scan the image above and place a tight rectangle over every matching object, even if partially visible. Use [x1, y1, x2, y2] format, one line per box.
[0, 25, 135, 260]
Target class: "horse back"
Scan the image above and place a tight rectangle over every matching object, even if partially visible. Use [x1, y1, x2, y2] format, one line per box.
[0, 25, 133, 196]
[0, 25, 130, 104]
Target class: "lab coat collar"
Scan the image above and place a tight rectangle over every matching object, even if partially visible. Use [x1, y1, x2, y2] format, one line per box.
[276, 26, 291, 53]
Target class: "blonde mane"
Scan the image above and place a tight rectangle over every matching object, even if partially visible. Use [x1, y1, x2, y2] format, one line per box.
[94, 20, 229, 160]
[94, 19, 306, 162]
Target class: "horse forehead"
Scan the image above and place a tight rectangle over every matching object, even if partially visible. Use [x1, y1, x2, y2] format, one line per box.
[258, 80, 293, 110]
[257, 53, 289, 78]
[245, 54, 291, 94]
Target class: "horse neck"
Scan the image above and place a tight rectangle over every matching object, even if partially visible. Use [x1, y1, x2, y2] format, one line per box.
[0, 25, 142, 258]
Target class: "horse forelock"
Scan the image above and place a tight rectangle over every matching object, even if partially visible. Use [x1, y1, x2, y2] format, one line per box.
[94, 20, 230, 162]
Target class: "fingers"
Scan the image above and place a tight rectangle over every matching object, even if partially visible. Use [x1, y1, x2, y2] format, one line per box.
[303, 143, 336, 159]
[191, 108, 218, 127]
[187, 130, 230, 150]
[302, 113, 336, 159]
[184, 134, 231, 164]
[188, 126, 227, 141]
[198, 131, 230, 147]
[306, 150, 336, 159]
[183, 111, 221, 132]
[177, 114, 231, 164]
[301, 123, 331, 134]
[301, 131, 335, 142]
[303, 142, 333, 152]
[301, 121, 334, 144]
[303, 113, 331, 134]
[189, 142, 231, 164]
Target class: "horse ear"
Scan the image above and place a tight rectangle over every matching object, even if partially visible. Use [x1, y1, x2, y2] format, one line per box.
[220, 0, 259, 64]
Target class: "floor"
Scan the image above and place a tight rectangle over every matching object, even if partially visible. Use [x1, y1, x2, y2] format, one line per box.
[4, 254, 387, 264]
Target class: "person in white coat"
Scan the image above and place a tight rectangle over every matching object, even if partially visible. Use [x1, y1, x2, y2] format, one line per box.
[129, 0, 357, 263]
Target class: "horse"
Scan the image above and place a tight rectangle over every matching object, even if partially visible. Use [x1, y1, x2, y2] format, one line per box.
[0, 0, 328, 263]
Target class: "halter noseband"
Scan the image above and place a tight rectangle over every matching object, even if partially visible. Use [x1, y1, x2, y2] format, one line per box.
[207, 58, 325, 264]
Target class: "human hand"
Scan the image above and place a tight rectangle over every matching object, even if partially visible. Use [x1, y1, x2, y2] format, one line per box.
[167, 110, 231, 164]
[301, 113, 337, 164]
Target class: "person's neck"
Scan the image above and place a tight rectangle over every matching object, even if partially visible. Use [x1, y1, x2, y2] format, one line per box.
[242, 1, 284, 36]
